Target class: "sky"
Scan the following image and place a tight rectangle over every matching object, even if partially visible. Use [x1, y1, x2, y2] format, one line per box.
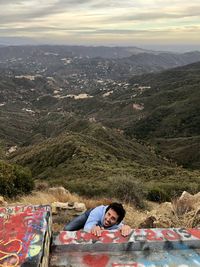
[0, 0, 200, 51]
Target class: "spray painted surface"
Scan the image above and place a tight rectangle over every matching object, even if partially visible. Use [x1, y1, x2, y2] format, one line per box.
[50, 249, 200, 267]
[53, 228, 200, 251]
[0, 205, 51, 266]
[51, 228, 200, 266]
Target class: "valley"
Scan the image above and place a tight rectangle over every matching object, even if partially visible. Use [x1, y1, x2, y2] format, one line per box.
[0, 45, 200, 201]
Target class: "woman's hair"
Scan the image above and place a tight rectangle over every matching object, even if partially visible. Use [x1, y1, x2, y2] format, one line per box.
[105, 202, 125, 224]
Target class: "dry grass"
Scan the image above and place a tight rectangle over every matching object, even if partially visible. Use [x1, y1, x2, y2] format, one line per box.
[11, 189, 112, 209]
[10, 189, 145, 230]
[123, 203, 148, 228]
[171, 195, 200, 228]
[13, 191, 150, 230]
[172, 198, 193, 216]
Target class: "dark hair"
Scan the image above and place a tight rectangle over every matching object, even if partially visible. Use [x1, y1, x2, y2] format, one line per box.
[105, 202, 125, 224]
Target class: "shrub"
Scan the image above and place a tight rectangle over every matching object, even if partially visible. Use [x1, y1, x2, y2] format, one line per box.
[109, 175, 146, 209]
[146, 187, 169, 202]
[146, 181, 199, 202]
[0, 160, 34, 198]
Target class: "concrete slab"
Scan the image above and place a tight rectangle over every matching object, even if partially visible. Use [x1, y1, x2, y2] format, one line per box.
[50, 249, 200, 267]
[0, 205, 52, 267]
[50, 228, 200, 266]
[52, 228, 200, 252]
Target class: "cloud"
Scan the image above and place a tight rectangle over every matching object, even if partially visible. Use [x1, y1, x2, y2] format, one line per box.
[0, 0, 200, 46]
[102, 5, 200, 24]
[1, 1, 200, 24]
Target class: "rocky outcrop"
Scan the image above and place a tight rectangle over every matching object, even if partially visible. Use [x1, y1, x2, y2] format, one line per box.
[139, 192, 200, 228]
[51, 201, 86, 214]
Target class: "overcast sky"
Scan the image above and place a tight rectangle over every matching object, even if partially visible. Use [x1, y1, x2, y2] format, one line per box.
[1, 0, 200, 50]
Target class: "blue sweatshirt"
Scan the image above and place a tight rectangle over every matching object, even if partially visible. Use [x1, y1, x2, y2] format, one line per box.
[83, 205, 123, 231]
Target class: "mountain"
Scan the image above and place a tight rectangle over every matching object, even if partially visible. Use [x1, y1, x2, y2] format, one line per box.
[0, 56, 200, 169]
[1, 46, 200, 81]
[0, 45, 199, 200]
[0, 45, 157, 59]
[126, 61, 200, 168]
[8, 120, 200, 199]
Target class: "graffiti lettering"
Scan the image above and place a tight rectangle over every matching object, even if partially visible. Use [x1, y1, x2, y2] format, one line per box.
[161, 229, 181, 241]
[145, 229, 163, 241]
[57, 228, 200, 247]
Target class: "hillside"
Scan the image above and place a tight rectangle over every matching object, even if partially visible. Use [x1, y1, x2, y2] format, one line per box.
[126, 61, 200, 168]
[0, 46, 200, 202]
[8, 122, 200, 200]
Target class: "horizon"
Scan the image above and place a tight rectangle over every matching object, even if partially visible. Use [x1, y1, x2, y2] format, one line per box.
[0, 0, 200, 53]
[0, 39, 200, 53]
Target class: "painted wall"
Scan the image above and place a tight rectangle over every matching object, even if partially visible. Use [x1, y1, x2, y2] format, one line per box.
[0, 205, 51, 266]
[51, 228, 200, 267]
[54, 228, 200, 249]
[50, 249, 200, 267]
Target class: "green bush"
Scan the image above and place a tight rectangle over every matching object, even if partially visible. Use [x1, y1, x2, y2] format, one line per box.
[146, 181, 199, 202]
[0, 160, 34, 197]
[146, 187, 169, 202]
[109, 175, 146, 209]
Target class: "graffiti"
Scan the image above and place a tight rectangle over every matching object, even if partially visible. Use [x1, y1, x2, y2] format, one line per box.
[50, 249, 200, 267]
[188, 229, 200, 239]
[57, 228, 200, 246]
[59, 230, 129, 245]
[52, 228, 200, 266]
[0, 205, 51, 266]
[0, 205, 49, 216]
[131, 228, 200, 244]
[83, 254, 109, 267]
[0, 239, 22, 266]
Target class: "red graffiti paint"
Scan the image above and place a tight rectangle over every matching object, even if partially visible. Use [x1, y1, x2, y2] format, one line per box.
[59, 230, 129, 245]
[145, 229, 163, 241]
[112, 230, 129, 243]
[0, 205, 50, 265]
[161, 229, 181, 241]
[187, 229, 200, 239]
[59, 232, 75, 244]
[99, 231, 113, 243]
[76, 231, 99, 242]
[83, 254, 109, 267]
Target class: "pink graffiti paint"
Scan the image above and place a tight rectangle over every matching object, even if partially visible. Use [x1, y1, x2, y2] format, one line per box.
[83, 254, 109, 267]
